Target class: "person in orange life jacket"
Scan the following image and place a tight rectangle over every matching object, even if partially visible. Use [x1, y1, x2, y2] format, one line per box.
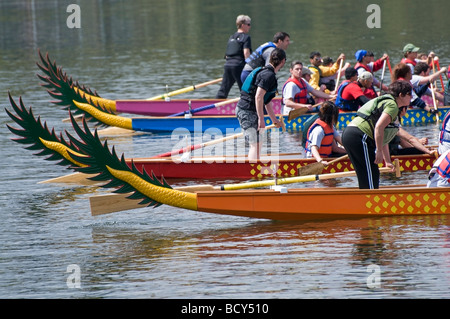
[427, 149, 450, 188]
[301, 67, 321, 108]
[281, 60, 334, 116]
[308, 51, 346, 94]
[240, 31, 290, 84]
[305, 101, 346, 164]
[335, 70, 372, 111]
[354, 49, 389, 98]
[236, 48, 285, 161]
[216, 15, 252, 99]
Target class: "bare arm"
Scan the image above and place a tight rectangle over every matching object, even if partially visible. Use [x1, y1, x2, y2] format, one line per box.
[397, 127, 433, 155]
[374, 112, 393, 166]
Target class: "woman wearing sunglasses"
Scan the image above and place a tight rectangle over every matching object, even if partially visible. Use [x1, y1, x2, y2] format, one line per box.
[341, 80, 413, 189]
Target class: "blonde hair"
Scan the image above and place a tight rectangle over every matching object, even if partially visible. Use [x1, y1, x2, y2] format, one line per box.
[236, 15, 251, 28]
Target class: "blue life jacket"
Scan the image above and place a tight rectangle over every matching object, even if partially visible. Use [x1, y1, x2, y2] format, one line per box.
[245, 42, 275, 69]
[241, 67, 277, 105]
[335, 81, 360, 111]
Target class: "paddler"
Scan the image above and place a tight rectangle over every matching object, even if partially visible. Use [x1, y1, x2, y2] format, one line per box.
[341, 80, 413, 189]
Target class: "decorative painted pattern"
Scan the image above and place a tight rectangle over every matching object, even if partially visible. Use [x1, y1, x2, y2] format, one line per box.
[248, 156, 435, 179]
[365, 192, 450, 215]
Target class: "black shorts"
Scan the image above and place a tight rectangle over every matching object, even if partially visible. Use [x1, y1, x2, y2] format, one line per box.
[236, 107, 260, 144]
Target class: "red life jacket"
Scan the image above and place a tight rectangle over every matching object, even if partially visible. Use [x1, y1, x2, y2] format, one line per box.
[305, 119, 334, 157]
[401, 58, 417, 67]
[437, 152, 450, 182]
[282, 77, 308, 104]
[355, 62, 372, 73]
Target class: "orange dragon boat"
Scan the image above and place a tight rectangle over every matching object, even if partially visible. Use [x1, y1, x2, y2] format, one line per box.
[7, 95, 450, 222]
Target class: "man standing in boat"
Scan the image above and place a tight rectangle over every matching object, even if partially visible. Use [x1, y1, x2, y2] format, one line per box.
[236, 48, 285, 161]
[216, 15, 252, 99]
[240, 31, 290, 83]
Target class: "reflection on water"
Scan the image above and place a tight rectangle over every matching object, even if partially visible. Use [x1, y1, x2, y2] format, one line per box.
[85, 215, 450, 298]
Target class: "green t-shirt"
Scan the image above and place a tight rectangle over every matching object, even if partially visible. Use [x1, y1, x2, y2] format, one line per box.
[350, 95, 399, 143]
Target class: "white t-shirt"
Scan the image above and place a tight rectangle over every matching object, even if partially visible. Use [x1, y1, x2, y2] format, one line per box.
[411, 74, 431, 101]
[282, 79, 314, 115]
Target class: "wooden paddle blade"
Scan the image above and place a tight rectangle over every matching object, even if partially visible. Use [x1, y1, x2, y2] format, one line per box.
[288, 107, 308, 121]
[297, 162, 325, 176]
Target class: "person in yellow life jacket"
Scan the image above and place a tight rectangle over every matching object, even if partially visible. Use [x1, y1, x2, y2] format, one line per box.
[304, 101, 346, 164]
[308, 51, 346, 94]
[427, 149, 450, 188]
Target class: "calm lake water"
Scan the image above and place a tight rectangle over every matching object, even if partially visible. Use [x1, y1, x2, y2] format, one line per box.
[1, 0, 450, 301]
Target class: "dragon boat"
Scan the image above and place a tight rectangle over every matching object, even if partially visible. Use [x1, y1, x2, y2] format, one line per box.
[5, 94, 437, 185]
[6, 95, 450, 221]
[38, 51, 450, 134]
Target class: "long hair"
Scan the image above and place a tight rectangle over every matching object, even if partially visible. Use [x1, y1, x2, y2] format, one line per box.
[391, 63, 412, 82]
[269, 48, 286, 68]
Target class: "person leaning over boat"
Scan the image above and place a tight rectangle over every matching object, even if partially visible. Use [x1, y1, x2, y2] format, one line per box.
[304, 101, 347, 164]
[216, 15, 252, 99]
[335, 70, 373, 112]
[281, 60, 334, 116]
[240, 31, 290, 84]
[307, 51, 345, 94]
[341, 80, 413, 189]
[236, 48, 285, 161]
[427, 149, 450, 188]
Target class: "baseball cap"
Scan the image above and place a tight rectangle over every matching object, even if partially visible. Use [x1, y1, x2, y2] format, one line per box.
[403, 43, 420, 53]
[358, 71, 373, 81]
[302, 67, 313, 75]
[355, 50, 367, 62]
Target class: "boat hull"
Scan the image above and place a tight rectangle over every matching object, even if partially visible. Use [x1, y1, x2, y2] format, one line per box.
[129, 153, 435, 180]
[195, 186, 450, 220]
[115, 98, 282, 116]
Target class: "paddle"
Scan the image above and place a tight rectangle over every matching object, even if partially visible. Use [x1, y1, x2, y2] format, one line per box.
[167, 97, 240, 117]
[89, 159, 400, 216]
[287, 97, 337, 121]
[334, 59, 344, 92]
[430, 80, 440, 123]
[379, 59, 387, 94]
[387, 57, 392, 75]
[146, 78, 222, 100]
[297, 154, 348, 176]
[434, 58, 445, 92]
[153, 123, 277, 158]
